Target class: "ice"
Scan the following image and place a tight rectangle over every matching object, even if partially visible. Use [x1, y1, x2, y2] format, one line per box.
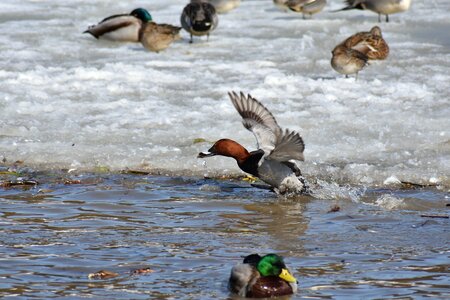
[0, 0, 449, 187]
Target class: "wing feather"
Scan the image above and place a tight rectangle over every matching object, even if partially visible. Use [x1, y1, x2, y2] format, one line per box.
[228, 91, 281, 153]
[269, 129, 305, 162]
[228, 91, 305, 162]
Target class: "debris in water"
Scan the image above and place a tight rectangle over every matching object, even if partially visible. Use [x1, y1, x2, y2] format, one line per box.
[1, 179, 38, 187]
[121, 169, 151, 175]
[420, 214, 449, 219]
[88, 270, 119, 279]
[130, 267, 154, 275]
[64, 179, 82, 185]
[328, 205, 341, 213]
[193, 138, 208, 144]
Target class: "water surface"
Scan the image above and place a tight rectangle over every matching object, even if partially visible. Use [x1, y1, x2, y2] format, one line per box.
[1, 173, 448, 299]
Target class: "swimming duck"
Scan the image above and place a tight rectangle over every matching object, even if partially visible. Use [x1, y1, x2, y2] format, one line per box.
[286, 0, 327, 19]
[331, 26, 389, 79]
[84, 8, 152, 42]
[139, 22, 182, 53]
[181, 0, 219, 43]
[198, 91, 307, 195]
[207, 0, 240, 14]
[229, 253, 298, 298]
[336, 0, 412, 22]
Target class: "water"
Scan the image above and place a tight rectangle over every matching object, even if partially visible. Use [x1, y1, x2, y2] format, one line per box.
[0, 174, 449, 299]
[0, 0, 449, 299]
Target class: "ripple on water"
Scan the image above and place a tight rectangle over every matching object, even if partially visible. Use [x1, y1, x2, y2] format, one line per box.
[0, 174, 449, 299]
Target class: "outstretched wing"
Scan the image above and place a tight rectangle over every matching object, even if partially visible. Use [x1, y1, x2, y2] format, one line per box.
[269, 129, 305, 162]
[228, 91, 281, 153]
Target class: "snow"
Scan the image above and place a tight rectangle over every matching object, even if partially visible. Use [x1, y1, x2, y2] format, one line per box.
[0, 0, 449, 187]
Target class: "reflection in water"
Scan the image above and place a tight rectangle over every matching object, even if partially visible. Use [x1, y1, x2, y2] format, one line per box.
[0, 174, 449, 299]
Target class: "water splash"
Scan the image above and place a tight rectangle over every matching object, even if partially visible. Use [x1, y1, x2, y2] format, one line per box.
[310, 179, 367, 202]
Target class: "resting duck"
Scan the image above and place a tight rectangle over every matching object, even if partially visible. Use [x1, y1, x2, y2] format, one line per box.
[286, 0, 327, 19]
[181, 0, 219, 43]
[206, 0, 241, 14]
[336, 0, 412, 22]
[198, 91, 307, 195]
[343, 26, 389, 60]
[229, 254, 298, 298]
[331, 45, 368, 79]
[84, 8, 152, 42]
[331, 26, 389, 79]
[139, 23, 182, 53]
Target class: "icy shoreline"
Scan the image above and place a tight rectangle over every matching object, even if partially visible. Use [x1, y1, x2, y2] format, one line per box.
[0, 0, 449, 189]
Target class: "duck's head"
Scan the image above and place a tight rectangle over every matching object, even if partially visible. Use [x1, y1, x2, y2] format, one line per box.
[197, 139, 249, 163]
[370, 26, 382, 37]
[256, 254, 296, 283]
[130, 8, 152, 22]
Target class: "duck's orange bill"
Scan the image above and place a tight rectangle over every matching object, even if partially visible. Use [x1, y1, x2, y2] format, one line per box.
[279, 268, 296, 283]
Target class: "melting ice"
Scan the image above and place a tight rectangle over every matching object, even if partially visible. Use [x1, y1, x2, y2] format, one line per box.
[0, 0, 449, 188]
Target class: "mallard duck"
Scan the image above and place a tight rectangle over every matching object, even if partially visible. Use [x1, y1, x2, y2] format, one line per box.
[331, 26, 389, 79]
[84, 8, 152, 42]
[228, 254, 298, 298]
[139, 22, 182, 53]
[207, 0, 241, 14]
[180, 0, 219, 43]
[286, 0, 327, 19]
[336, 0, 412, 22]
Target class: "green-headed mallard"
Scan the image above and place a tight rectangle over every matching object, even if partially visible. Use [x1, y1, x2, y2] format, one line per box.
[84, 8, 152, 42]
[228, 254, 298, 298]
[139, 22, 182, 53]
[180, 0, 219, 43]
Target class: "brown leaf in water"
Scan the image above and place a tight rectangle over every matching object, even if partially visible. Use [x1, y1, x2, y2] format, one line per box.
[328, 205, 341, 213]
[64, 179, 82, 185]
[88, 270, 119, 279]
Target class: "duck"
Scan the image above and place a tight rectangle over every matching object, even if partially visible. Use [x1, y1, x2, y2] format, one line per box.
[331, 26, 389, 79]
[139, 22, 182, 53]
[343, 26, 389, 60]
[336, 0, 412, 22]
[286, 0, 327, 19]
[181, 0, 219, 43]
[84, 8, 152, 42]
[206, 0, 240, 14]
[198, 91, 307, 195]
[228, 253, 298, 298]
[331, 45, 368, 80]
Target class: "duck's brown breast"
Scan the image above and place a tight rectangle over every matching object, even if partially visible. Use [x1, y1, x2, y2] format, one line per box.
[247, 276, 293, 298]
